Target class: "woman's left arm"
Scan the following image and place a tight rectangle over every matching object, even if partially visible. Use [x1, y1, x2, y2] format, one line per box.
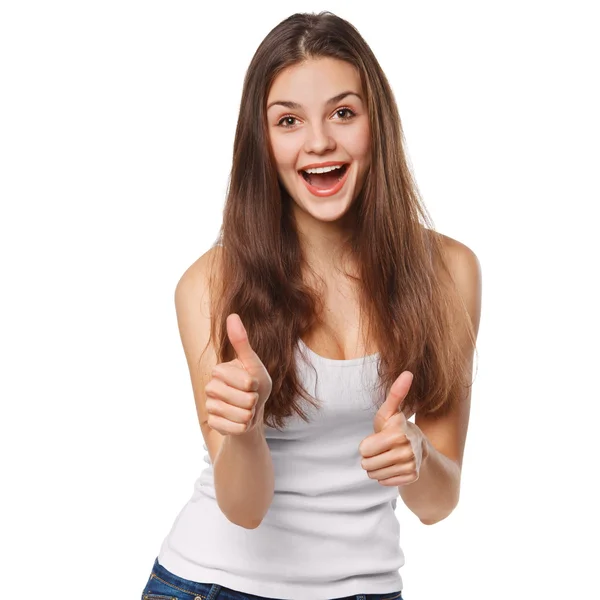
[399, 239, 482, 525]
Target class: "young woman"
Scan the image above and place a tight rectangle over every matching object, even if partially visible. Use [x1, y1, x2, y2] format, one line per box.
[141, 11, 481, 600]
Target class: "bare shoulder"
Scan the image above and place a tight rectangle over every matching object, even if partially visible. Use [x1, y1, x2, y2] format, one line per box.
[174, 246, 222, 360]
[436, 232, 482, 337]
[429, 229, 478, 265]
[440, 231, 477, 260]
[175, 245, 224, 307]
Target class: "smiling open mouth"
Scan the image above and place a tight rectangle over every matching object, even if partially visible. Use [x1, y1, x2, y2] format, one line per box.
[297, 163, 351, 198]
[299, 164, 349, 189]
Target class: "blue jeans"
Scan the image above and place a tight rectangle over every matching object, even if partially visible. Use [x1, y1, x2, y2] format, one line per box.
[141, 557, 404, 600]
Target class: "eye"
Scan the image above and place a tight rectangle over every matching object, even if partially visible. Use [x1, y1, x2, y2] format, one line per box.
[334, 107, 356, 121]
[276, 107, 357, 129]
[277, 115, 299, 129]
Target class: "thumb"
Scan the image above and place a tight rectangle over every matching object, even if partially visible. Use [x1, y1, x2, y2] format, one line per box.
[374, 371, 413, 430]
[226, 313, 263, 371]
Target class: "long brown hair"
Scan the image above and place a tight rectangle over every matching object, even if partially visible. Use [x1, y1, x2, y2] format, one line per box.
[204, 11, 478, 430]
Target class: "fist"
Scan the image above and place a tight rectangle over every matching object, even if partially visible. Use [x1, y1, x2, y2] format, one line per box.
[204, 314, 272, 435]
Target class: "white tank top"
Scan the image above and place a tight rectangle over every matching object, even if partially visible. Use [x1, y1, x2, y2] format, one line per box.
[157, 338, 405, 599]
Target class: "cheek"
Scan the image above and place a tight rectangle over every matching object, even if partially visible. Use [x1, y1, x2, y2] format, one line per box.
[343, 125, 371, 160]
[356, 126, 372, 158]
[272, 141, 299, 172]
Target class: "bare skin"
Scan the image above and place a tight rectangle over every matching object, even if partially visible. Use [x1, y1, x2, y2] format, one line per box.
[300, 261, 376, 361]
[178, 56, 481, 526]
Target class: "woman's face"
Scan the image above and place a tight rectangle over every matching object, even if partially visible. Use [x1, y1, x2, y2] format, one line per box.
[266, 57, 371, 225]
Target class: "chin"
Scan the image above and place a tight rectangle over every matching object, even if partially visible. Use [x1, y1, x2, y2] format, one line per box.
[294, 195, 357, 224]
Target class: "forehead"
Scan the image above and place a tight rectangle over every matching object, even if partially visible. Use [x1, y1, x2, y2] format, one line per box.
[267, 57, 362, 106]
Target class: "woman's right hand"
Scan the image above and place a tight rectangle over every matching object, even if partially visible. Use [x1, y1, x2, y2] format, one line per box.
[204, 313, 273, 436]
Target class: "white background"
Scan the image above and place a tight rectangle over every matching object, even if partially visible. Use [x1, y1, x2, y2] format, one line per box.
[1, 1, 598, 599]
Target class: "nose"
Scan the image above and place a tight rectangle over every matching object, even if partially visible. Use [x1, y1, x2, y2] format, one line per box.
[303, 122, 336, 154]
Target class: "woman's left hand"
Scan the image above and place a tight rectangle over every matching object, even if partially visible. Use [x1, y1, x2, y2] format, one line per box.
[358, 371, 427, 487]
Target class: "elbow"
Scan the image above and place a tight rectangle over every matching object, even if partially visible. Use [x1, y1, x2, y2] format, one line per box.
[244, 519, 263, 530]
[215, 492, 270, 530]
[228, 515, 263, 529]
[419, 500, 459, 526]
[420, 515, 445, 525]
[220, 506, 265, 530]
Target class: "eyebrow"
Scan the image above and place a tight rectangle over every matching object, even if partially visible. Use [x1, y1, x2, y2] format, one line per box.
[266, 91, 362, 111]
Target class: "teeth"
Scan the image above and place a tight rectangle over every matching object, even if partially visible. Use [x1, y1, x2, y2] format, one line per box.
[303, 164, 345, 174]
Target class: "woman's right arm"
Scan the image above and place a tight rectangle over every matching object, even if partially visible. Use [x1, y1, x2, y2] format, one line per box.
[174, 247, 274, 529]
[213, 421, 274, 529]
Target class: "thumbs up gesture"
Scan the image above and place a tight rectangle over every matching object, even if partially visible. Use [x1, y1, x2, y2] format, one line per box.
[204, 313, 273, 436]
[358, 371, 426, 487]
